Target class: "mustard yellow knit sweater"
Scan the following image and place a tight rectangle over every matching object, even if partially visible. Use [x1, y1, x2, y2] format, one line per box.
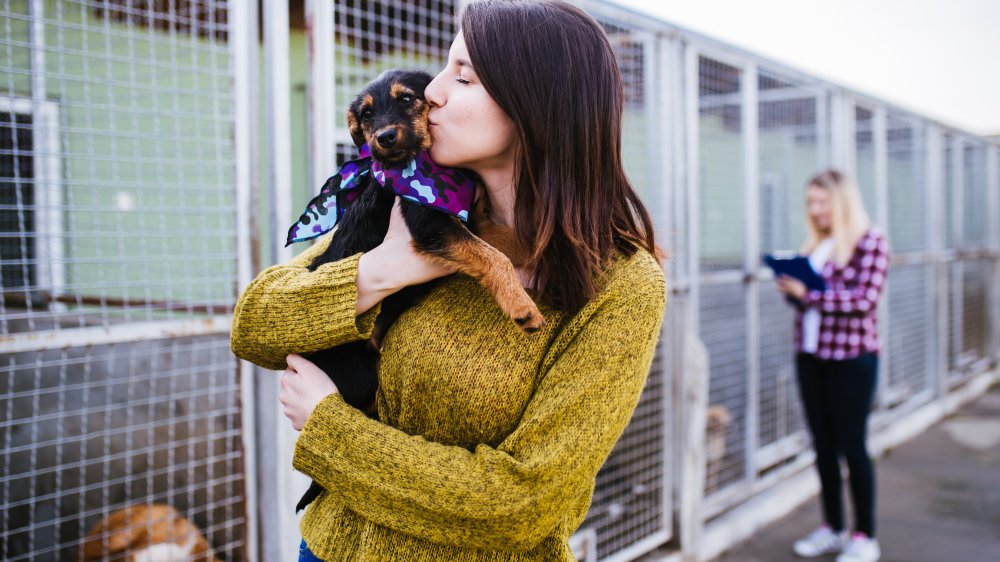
[230, 232, 667, 561]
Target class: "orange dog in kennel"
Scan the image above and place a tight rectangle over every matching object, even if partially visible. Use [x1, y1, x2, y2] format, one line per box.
[79, 503, 221, 562]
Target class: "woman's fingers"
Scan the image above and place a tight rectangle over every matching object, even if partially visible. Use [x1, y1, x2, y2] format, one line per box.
[385, 197, 412, 241]
[775, 276, 806, 299]
[286, 352, 305, 371]
[775, 276, 795, 295]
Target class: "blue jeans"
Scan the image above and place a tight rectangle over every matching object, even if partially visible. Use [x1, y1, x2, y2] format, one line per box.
[299, 539, 324, 562]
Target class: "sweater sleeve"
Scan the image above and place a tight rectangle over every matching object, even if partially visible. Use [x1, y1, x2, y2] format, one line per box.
[802, 231, 889, 316]
[292, 258, 667, 551]
[229, 231, 382, 371]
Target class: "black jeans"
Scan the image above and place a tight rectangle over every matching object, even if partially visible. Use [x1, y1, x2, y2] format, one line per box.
[796, 352, 878, 537]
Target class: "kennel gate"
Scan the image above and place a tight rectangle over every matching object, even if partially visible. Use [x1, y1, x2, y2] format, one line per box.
[1, 1, 256, 560]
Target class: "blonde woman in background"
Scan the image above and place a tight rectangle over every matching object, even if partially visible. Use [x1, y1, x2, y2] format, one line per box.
[775, 169, 889, 562]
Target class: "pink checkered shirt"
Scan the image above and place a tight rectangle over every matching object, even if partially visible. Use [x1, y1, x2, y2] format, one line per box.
[794, 228, 889, 360]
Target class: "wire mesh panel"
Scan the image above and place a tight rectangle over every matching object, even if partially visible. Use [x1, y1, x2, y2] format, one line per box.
[2, 336, 244, 560]
[883, 112, 932, 408]
[944, 258, 992, 381]
[755, 69, 825, 461]
[574, 17, 670, 561]
[955, 145, 993, 378]
[886, 113, 927, 254]
[944, 139, 992, 381]
[606, 22, 654, 207]
[959, 259, 990, 372]
[885, 264, 933, 406]
[581, 328, 669, 561]
[699, 282, 748, 497]
[1, 2, 245, 560]
[942, 134, 963, 379]
[957, 142, 992, 376]
[756, 70, 822, 255]
[698, 56, 744, 272]
[1, 1, 236, 329]
[756, 283, 804, 453]
[697, 54, 749, 501]
[946, 260, 963, 378]
[942, 134, 957, 249]
[854, 106, 878, 219]
[962, 141, 989, 249]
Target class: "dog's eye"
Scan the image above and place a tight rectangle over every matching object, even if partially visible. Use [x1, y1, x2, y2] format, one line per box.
[360, 107, 373, 120]
[399, 94, 414, 104]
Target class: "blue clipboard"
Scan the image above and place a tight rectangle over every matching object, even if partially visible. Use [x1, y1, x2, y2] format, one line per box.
[764, 254, 827, 292]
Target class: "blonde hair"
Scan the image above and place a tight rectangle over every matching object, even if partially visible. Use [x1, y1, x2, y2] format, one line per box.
[800, 169, 871, 266]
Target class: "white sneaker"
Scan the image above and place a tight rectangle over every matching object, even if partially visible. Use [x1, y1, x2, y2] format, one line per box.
[836, 534, 881, 562]
[793, 525, 848, 557]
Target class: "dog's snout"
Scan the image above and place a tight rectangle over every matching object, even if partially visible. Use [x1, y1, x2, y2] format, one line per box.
[376, 128, 398, 148]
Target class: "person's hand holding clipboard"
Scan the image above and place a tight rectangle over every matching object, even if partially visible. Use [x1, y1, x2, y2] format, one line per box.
[765, 252, 826, 305]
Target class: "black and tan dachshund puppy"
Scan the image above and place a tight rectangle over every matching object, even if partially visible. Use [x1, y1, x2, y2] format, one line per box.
[293, 69, 544, 512]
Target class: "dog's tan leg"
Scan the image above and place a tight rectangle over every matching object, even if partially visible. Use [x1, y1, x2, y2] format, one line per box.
[421, 235, 545, 332]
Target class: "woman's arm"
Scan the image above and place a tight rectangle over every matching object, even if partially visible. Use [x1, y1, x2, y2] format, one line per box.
[292, 254, 667, 551]
[229, 232, 381, 370]
[356, 199, 457, 313]
[231, 199, 454, 370]
[801, 230, 889, 315]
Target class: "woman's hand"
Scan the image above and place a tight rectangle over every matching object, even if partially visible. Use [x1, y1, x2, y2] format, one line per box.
[280, 353, 340, 431]
[775, 275, 807, 301]
[355, 198, 456, 314]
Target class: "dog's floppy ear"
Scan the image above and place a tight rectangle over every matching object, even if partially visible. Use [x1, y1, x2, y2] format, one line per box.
[415, 72, 433, 93]
[346, 107, 366, 147]
[404, 70, 433, 96]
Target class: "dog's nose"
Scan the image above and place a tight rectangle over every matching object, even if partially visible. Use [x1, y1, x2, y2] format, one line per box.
[376, 129, 397, 148]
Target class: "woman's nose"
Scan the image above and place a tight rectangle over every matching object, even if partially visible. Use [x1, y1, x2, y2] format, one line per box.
[425, 71, 445, 108]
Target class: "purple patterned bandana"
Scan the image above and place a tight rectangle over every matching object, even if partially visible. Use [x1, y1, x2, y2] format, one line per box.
[286, 144, 477, 246]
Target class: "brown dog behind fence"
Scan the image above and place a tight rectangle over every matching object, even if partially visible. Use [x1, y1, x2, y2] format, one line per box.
[79, 504, 220, 562]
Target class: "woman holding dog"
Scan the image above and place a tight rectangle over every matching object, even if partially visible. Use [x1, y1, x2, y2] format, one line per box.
[230, 1, 666, 560]
[774, 169, 888, 562]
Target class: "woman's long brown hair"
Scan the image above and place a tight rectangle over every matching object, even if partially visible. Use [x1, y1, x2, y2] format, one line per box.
[462, 0, 660, 314]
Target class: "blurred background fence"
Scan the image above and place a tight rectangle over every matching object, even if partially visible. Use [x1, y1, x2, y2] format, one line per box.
[1, 1, 997, 561]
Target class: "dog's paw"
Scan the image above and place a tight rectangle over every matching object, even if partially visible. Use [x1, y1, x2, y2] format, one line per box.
[512, 306, 546, 333]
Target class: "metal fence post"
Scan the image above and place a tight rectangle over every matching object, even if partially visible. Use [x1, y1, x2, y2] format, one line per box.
[661, 35, 688, 549]
[872, 106, 891, 410]
[233, 0, 260, 559]
[679, 41, 705, 561]
[260, 1, 303, 560]
[830, 92, 855, 177]
[652, 31, 676, 548]
[988, 145, 1000, 362]
[684, 43, 701, 344]
[742, 60, 760, 488]
[306, 0, 336, 194]
[951, 137, 965, 382]
[926, 125, 947, 399]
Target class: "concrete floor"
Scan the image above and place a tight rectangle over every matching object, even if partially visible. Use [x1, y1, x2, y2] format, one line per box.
[714, 384, 1000, 562]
